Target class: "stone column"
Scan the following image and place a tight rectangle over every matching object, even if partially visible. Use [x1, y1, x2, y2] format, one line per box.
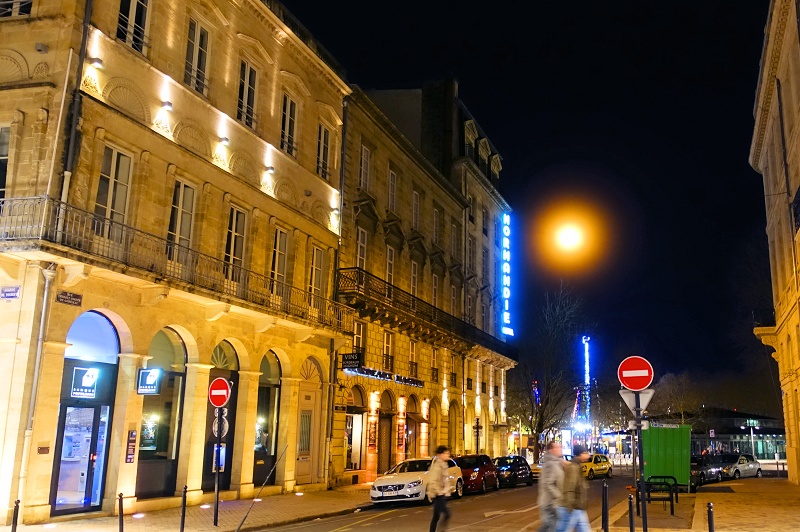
[230, 370, 260, 498]
[176, 363, 213, 504]
[277, 377, 300, 491]
[106, 353, 149, 513]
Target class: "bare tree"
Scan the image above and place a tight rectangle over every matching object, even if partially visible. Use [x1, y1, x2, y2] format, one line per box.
[647, 372, 704, 424]
[506, 283, 585, 459]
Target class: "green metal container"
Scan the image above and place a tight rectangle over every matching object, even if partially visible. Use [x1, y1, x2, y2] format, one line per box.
[641, 424, 691, 486]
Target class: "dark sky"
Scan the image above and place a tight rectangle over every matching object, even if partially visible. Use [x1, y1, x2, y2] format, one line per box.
[281, 1, 777, 400]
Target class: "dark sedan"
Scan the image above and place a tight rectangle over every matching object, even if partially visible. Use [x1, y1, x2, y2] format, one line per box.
[493, 455, 534, 488]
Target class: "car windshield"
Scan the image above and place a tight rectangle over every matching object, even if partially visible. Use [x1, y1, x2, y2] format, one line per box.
[714, 454, 739, 464]
[456, 456, 480, 468]
[388, 459, 431, 474]
[494, 457, 514, 467]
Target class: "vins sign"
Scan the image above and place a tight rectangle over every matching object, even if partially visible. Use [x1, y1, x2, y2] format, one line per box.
[341, 351, 363, 370]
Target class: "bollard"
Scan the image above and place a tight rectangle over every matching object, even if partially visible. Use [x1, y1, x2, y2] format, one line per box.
[602, 480, 609, 532]
[180, 485, 188, 532]
[628, 493, 635, 532]
[10, 500, 19, 532]
[118, 493, 124, 532]
[707, 502, 714, 532]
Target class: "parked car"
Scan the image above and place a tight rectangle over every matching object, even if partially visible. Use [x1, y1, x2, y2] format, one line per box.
[370, 457, 463, 504]
[455, 454, 499, 493]
[581, 453, 612, 479]
[690, 455, 723, 491]
[532, 453, 573, 480]
[715, 453, 763, 479]
[493, 455, 534, 487]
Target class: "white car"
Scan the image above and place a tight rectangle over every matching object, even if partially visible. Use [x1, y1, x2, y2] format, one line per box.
[370, 458, 463, 504]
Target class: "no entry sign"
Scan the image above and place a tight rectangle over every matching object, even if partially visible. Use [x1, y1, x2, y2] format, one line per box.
[208, 377, 231, 408]
[617, 356, 654, 391]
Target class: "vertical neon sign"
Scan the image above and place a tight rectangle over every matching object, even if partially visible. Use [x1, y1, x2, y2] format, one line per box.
[501, 213, 514, 336]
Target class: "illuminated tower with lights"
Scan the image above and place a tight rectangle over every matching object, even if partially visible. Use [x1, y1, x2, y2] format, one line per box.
[571, 336, 592, 443]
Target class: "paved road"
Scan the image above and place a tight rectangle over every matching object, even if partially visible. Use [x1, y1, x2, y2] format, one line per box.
[263, 474, 633, 531]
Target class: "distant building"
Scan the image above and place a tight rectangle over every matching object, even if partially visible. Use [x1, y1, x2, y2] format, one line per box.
[749, 0, 800, 485]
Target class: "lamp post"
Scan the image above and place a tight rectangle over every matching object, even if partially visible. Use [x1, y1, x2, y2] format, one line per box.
[741, 424, 760, 457]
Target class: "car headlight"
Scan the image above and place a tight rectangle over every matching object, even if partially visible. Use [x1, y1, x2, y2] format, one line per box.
[408, 480, 422, 488]
[581, 465, 587, 472]
[470, 472, 479, 480]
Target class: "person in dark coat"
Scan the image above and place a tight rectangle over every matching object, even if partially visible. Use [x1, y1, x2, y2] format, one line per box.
[557, 445, 591, 532]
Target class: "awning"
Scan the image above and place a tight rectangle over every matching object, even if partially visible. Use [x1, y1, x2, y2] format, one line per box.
[405, 411, 428, 424]
[347, 405, 368, 414]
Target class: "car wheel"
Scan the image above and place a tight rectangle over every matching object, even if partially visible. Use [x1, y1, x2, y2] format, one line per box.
[495, 476, 501, 490]
[715, 472, 723, 483]
[588, 469, 595, 480]
[526, 472, 534, 486]
[756, 469, 762, 478]
[607, 468, 613, 479]
[733, 469, 741, 479]
[699, 473, 706, 485]
[454, 479, 464, 498]
[511, 473, 518, 488]
[480, 478, 487, 494]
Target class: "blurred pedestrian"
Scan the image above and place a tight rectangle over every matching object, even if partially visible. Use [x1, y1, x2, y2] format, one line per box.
[538, 441, 565, 532]
[557, 445, 591, 532]
[428, 445, 452, 532]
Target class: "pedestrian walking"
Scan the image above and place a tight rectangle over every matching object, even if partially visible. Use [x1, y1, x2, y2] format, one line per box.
[557, 445, 591, 532]
[428, 445, 452, 532]
[538, 441, 565, 532]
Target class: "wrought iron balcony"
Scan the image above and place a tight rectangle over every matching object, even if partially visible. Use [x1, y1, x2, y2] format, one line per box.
[450, 372, 457, 387]
[0, 196, 353, 333]
[431, 367, 439, 383]
[409, 361, 418, 378]
[382, 353, 394, 372]
[337, 267, 516, 359]
[467, 377, 473, 391]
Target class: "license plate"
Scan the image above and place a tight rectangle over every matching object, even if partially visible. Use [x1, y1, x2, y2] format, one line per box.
[386, 490, 397, 497]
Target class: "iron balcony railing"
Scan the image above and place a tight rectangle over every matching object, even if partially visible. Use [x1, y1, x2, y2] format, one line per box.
[0, 197, 353, 333]
[337, 267, 516, 359]
[431, 367, 439, 384]
[409, 361, 418, 378]
[467, 377, 473, 391]
[382, 354, 394, 372]
[450, 372, 457, 387]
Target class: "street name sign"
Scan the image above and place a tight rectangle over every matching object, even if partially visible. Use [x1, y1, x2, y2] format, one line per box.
[617, 356, 654, 391]
[208, 377, 231, 408]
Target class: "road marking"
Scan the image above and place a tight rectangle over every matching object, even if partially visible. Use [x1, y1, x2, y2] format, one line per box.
[327, 509, 396, 532]
[622, 369, 649, 377]
[483, 504, 538, 517]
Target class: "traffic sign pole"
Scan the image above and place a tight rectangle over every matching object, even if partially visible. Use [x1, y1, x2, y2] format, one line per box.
[635, 391, 648, 532]
[208, 378, 231, 527]
[214, 406, 221, 527]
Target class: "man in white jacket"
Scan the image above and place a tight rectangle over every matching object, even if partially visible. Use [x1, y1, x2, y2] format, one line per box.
[538, 441, 565, 532]
[427, 445, 452, 531]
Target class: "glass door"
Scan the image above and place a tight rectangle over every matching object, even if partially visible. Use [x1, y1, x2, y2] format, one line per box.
[52, 405, 109, 514]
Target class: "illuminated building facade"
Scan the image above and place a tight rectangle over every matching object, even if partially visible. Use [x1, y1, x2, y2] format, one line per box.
[332, 82, 516, 483]
[0, 0, 353, 524]
[750, 0, 800, 486]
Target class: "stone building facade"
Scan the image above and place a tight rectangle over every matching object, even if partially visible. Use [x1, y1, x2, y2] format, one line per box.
[750, 0, 800, 486]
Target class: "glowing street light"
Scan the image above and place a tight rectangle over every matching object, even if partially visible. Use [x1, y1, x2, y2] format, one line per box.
[556, 224, 584, 252]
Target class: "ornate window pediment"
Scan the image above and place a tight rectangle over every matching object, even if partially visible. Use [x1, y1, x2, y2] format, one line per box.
[429, 244, 447, 277]
[353, 188, 380, 233]
[408, 229, 428, 265]
[382, 211, 405, 251]
[448, 260, 464, 287]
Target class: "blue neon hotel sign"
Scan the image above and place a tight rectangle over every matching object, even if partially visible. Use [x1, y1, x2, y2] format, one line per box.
[501, 213, 514, 336]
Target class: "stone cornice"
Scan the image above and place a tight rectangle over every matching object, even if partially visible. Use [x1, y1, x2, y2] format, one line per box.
[750, 0, 788, 172]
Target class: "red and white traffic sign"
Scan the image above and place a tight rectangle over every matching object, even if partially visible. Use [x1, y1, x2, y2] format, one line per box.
[617, 356, 654, 391]
[208, 377, 231, 408]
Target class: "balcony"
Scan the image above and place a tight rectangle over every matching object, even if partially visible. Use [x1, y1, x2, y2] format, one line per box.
[382, 353, 394, 372]
[409, 361, 418, 378]
[450, 372, 457, 387]
[752, 309, 776, 328]
[431, 367, 439, 383]
[0, 197, 353, 334]
[337, 267, 516, 359]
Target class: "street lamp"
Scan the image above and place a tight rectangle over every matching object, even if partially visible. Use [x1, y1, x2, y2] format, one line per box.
[741, 424, 760, 457]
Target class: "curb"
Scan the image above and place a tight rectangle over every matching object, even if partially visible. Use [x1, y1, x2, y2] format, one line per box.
[236, 503, 373, 531]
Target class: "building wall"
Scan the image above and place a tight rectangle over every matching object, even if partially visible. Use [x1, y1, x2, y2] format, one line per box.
[750, 0, 800, 487]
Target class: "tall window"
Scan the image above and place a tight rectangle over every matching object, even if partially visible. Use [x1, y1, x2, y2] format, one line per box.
[433, 209, 440, 245]
[467, 195, 475, 223]
[270, 228, 288, 285]
[316, 124, 331, 179]
[116, 0, 149, 54]
[1, 0, 32, 17]
[354, 321, 365, 349]
[359, 145, 370, 190]
[94, 145, 132, 240]
[356, 227, 367, 269]
[481, 207, 488, 236]
[309, 246, 323, 297]
[237, 60, 257, 128]
[385, 246, 395, 285]
[481, 303, 487, 330]
[466, 295, 473, 322]
[412, 191, 420, 229]
[184, 18, 209, 95]
[432, 274, 439, 307]
[450, 285, 457, 314]
[383, 331, 394, 371]
[409, 341, 418, 377]
[388, 169, 397, 211]
[467, 236, 475, 272]
[0, 127, 9, 199]
[451, 223, 458, 257]
[166, 180, 195, 261]
[224, 206, 246, 281]
[281, 93, 298, 156]
[410, 261, 418, 297]
[482, 247, 489, 283]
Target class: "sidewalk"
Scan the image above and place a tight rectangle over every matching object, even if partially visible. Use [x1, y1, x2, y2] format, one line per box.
[595, 477, 800, 531]
[0, 485, 372, 532]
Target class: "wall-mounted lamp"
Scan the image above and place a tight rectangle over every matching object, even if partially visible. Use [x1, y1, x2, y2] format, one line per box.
[35, 43, 48, 54]
[219, 136, 230, 146]
[265, 166, 275, 174]
[332, 208, 340, 215]
[161, 101, 173, 111]
[88, 57, 104, 69]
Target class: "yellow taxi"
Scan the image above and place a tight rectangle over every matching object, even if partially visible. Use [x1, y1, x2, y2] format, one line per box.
[581, 453, 612, 479]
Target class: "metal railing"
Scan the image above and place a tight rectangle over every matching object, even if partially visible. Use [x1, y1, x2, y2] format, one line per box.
[409, 361, 418, 378]
[0, 197, 353, 333]
[467, 377, 473, 391]
[337, 268, 516, 359]
[450, 372, 457, 387]
[382, 354, 394, 372]
[431, 367, 439, 383]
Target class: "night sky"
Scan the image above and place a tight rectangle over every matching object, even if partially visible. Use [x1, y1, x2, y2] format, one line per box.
[281, 1, 779, 411]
